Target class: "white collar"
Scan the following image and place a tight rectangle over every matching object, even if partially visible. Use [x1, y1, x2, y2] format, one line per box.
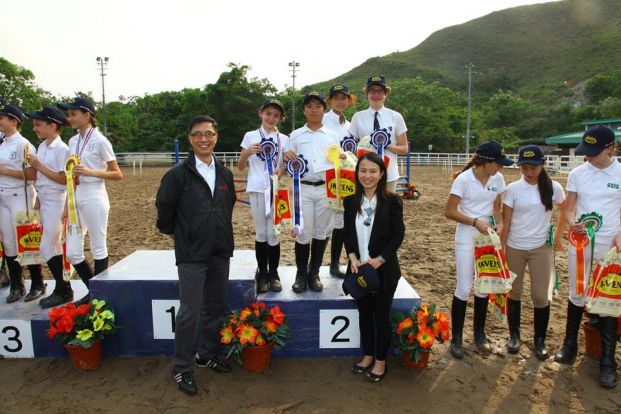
[301, 124, 327, 134]
[368, 106, 386, 116]
[259, 126, 278, 137]
[3, 131, 20, 141]
[45, 136, 62, 148]
[195, 155, 215, 169]
[586, 159, 621, 177]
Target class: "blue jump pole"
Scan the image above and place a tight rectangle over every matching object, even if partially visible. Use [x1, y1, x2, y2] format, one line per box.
[174, 139, 180, 165]
[406, 140, 411, 183]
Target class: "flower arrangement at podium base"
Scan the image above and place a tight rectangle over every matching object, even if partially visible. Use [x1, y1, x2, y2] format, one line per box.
[391, 304, 450, 369]
[47, 299, 118, 371]
[220, 301, 289, 373]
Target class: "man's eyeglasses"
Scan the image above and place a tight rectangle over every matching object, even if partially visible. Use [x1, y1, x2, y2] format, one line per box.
[190, 131, 217, 138]
[367, 88, 385, 95]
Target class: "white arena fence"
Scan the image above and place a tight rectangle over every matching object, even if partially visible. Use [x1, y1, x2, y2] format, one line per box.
[116, 152, 590, 176]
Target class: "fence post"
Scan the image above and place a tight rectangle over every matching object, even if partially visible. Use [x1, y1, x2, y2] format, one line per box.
[174, 139, 180, 165]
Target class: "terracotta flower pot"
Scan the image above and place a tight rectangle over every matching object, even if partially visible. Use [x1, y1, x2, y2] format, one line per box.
[583, 322, 602, 359]
[401, 349, 430, 369]
[65, 340, 103, 371]
[241, 342, 274, 373]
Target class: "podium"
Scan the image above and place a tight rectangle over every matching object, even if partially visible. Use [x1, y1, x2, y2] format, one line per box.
[0, 250, 420, 358]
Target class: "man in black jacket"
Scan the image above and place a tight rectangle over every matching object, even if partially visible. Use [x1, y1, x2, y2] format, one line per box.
[156, 115, 236, 395]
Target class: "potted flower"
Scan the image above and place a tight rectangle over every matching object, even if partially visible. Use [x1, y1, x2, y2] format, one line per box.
[220, 301, 289, 372]
[47, 299, 118, 371]
[391, 304, 450, 369]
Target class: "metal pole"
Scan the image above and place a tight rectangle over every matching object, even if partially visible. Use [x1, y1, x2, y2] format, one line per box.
[174, 139, 180, 165]
[96, 57, 109, 136]
[289, 60, 299, 132]
[465, 63, 474, 155]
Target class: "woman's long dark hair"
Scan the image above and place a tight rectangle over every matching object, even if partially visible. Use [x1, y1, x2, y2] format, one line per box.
[537, 165, 554, 211]
[351, 152, 391, 216]
[451, 154, 490, 180]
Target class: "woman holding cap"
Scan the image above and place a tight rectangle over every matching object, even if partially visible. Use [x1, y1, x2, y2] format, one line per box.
[554, 125, 620, 389]
[324, 83, 358, 279]
[25, 106, 73, 308]
[349, 75, 409, 193]
[343, 152, 405, 382]
[500, 145, 566, 359]
[284, 91, 339, 294]
[238, 99, 289, 293]
[58, 97, 122, 304]
[444, 140, 513, 359]
[0, 103, 43, 303]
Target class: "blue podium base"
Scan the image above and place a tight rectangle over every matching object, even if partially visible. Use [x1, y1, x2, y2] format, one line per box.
[0, 250, 420, 358]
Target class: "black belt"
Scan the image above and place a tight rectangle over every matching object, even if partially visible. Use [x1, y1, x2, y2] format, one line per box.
[300, 180, 325, 186]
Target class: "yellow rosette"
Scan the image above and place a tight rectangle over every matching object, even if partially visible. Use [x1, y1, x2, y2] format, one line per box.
[65, 155, 81, 234]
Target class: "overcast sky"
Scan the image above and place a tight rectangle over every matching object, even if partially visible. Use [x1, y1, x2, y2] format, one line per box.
[1, 0, 556, 102]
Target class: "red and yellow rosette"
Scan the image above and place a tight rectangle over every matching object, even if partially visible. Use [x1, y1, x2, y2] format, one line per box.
[65, 154, 81, 234]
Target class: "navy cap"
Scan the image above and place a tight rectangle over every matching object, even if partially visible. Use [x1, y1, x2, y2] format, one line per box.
[342, 263, 380, 300]
[0, 104, 25, 124]
[516, 144, 545, 166]
[365, 75, 391, 92]
[26, 106, 69, 126]
[575, 125, 616, 156]
[475, 140, 514, 166]
[328, 83, 351, 98]
[259, 98, 285, 114]
[302, 91, 327, 109]
[57, 97, 96, 115]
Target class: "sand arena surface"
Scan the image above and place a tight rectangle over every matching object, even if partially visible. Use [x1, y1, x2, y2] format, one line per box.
[1, 165, 619, 413]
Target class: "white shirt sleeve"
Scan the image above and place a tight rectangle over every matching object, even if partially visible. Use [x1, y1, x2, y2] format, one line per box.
[240, 132, 252, 149]
[567, 169, 577, 192]
[99, 139, 116, 163]
[503, 184, 516, 208]
[450, 173, 467, 197]
[552, 180, 566, 205]
[394, 112, 408, 136]
[349, 113, 360, 139]
[496, 173, 507, 194]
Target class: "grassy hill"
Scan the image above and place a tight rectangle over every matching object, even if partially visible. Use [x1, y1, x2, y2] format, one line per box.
[314, 0, 621, 103]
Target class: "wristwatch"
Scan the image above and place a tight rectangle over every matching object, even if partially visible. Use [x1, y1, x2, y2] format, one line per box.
[376, 255, 386, 265]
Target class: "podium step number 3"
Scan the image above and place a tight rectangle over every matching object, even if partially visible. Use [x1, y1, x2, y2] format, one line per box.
[1, 320, 35, 358]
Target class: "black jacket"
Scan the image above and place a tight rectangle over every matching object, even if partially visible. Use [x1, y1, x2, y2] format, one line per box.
[155, 153, 236, 264]
[343, 193, 405, 292]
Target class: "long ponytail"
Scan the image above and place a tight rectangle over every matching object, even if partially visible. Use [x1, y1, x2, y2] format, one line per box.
[537, 167, 553, 211]
[452, 155, 488, 180]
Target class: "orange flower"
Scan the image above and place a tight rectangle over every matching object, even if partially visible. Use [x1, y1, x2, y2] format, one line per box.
[406, 332, 415, 345]
[416, 325, 435, 349]
[251, 302, 266, 311]
[220, 326, 234, 344]
[433, 320, 450, 341]
[263, 318, 278, 334]
[239, 307, 252, 321]
[397, 316, 414, 334]
[255, 335, 266, 346]
[236, 323, 259, 345]
[270, 306, 285, 325]
[416, 310, 428, 326]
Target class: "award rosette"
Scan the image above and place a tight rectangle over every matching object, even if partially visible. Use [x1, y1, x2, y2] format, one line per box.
[257, 136, 279, 219]
[273, 177, 291, 236]
[340, 134, 358, 154]
[473, 228, 516, 295]
[586, 247, 621, 318]
[62, 218, 74, 281]
[286, 155, 309, 236]
[325, 146, 356, 211]
[547, 225, 559, 299]
[65, 154, 81, 234]
[568, 212, 603, 296]
[370, 129, 391, 159]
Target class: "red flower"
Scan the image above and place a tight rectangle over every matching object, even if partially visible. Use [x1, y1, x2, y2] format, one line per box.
[76, 304, 90, 316]
[236, 323, 259, 345]
[270, 306, 285, 325]
[263, 318, 278, 334]
[397, 317, 414, 334]
[239, 307, 252, 321]
[255, 335, 266, 346]
[416, 325, 435, 349]
[47, 327, 57, 339]
[220, 326, 234, 344]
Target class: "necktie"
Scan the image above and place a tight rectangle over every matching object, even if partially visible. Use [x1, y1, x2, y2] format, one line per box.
[339, 114, 345, 125]
[373, 112, 380, 131]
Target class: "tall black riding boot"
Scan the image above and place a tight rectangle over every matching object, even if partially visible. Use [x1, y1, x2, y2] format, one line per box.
[533, 305, 550, 360]
[506, 298, 521, 354]
[308, 238, 326, 292]
[254, 242, 269, 293]
[73, 260, 93, 305]
[292, 242, 310, 293]
[0, 254, 9, 288]
[329, 228, 346, 278]
[554, 302, 584, 364]
[599, 316, 618, 389]
[40, 255, 74, 308]
[473, 295, 491, 352]
[94, 256, 109, 276]
[24, 264, 46, 302]
[267, 244, 282, 292]
[5, 256, 25, 303]
[450, 296, 467, 359]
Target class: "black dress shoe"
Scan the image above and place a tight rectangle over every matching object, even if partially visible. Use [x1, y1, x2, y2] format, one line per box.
[330, 264, 346, 279]
[195, 356, 232, 373]
[6, 287, 26, 303]
[352, 362, 372, 374]
[73, 293, 91, 306]
[174, 370, 198, 395]
[366, 365, 388, 383]
[40, 291, 74, 309]
[24, 284, 47, 302]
